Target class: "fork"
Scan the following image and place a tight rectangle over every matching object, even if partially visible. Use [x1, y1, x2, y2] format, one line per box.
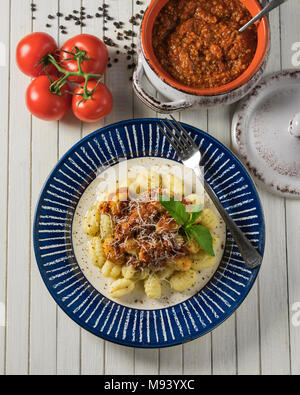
[157, 116, 262, 269]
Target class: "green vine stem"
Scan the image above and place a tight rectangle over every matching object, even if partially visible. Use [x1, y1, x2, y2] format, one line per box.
[45, 48, 103, 100]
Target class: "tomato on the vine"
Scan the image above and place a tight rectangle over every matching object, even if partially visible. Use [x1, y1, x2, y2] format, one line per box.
[26, 75, 72, 121]
[60, 34, 108, 83]
[72, 80, 113, 123]
[16, 32, 58, 77]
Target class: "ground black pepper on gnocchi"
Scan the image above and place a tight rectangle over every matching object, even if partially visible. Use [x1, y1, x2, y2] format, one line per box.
[82, 169, 222, 300]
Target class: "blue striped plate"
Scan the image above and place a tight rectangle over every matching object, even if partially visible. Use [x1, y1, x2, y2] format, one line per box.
[33, 118, 265, 348]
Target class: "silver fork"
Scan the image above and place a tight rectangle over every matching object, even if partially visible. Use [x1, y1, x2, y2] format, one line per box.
[157, 116, 262, 269]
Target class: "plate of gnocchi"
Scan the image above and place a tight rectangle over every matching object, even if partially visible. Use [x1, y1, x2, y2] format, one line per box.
[33, 118, 265, 348]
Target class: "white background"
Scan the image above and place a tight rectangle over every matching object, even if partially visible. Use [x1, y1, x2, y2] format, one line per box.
[0, 0, 300, 375]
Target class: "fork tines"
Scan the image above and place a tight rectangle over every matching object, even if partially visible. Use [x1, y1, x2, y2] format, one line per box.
[157, 115, 196, 159]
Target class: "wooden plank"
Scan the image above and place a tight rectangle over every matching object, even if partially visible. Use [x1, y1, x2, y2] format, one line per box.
[134, 348, 159, 375]
[183, 333, 211, 375]
[159, 345, 183, 375]
[56, 0, 82, 375]
[257, 8, 290, 375]
[212, 315, 236, 375]
[280, 0, 300, 375]
[29, 0, 59, 375]
[80, 0, 105, 375]
[5, 0, 32, 375]
[258, 191, 290, 375]
[0, 0, 10, 376]
[103, 0, 135, 375]
[208, 102, 237, 375]
[286, 200, 300, 375]
[241, 3, 280, 374]
[236, 286, 260, 374]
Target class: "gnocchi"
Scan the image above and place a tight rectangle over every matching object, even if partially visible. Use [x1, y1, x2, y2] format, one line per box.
[102, 260, 122, 278]
[87, 237, 106, 268]
[144, 274, 162, 299]
[100, 213, 113, 241]
[83, 205, 100, 236]
[83, 169, 222, 300]
[191, 250, 215, 271]
[170, 270, 198, 292]
[198, 208, 218, 229]
[110, 278, 135, 298]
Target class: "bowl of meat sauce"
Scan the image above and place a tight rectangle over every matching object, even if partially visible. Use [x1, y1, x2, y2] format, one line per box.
[133, 0, 270, 112]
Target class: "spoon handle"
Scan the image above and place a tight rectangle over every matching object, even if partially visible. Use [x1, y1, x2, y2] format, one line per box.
[239, 0, 289, 33]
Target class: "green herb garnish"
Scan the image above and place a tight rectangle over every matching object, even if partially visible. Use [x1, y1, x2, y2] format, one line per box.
[159, 195, 215, 256]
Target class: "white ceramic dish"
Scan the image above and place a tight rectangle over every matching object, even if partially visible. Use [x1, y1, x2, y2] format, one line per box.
[232, 69, 300, 198]
[133, 0, 270, 113]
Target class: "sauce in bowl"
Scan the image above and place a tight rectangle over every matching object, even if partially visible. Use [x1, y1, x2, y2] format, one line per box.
[152, 0, 257, 89]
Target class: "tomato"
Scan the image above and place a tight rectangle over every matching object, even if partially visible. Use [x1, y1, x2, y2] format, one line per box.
[26, 75, 71, 121]
[16, 32, 58, 77]
[72, 80, 113, 123]
[60, 34, 108, 83]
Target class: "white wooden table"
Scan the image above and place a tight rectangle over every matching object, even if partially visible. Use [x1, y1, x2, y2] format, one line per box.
[0, 0, 300, 375]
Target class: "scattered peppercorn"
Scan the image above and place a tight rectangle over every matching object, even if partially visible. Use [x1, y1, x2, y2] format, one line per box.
[29, 3, 146, 77]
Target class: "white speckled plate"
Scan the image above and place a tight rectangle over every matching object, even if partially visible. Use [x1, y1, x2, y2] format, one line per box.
[232, 69, 300, 198]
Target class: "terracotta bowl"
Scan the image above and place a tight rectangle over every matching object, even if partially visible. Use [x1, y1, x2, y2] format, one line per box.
[133, 0, 270, 113]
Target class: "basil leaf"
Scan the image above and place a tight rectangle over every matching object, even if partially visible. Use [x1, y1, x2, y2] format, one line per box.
[189, 225, 215, 256]
[159, 195, 189, 226]
[187, 210, 203, 226]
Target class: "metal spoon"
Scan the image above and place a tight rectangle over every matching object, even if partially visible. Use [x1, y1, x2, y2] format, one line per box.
[239, 0, 289, 33]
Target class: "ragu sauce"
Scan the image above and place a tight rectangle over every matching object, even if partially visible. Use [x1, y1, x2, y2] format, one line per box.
[152, 0, 257, 89]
